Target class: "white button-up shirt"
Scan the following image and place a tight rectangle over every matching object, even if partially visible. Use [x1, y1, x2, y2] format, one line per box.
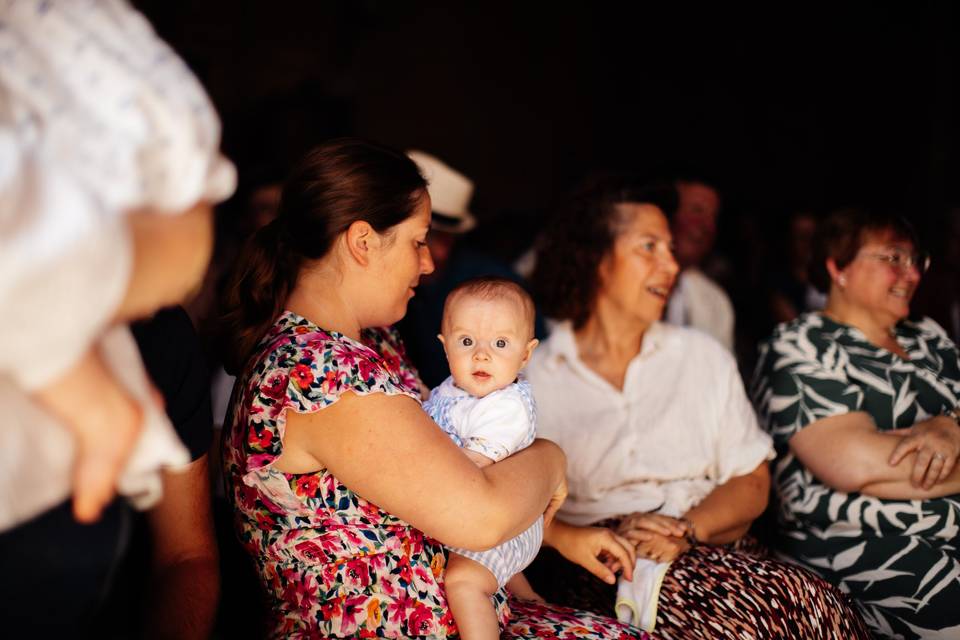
[526, 320, 772, 526]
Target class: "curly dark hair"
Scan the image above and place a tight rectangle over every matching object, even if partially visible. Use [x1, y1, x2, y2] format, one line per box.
[810, 207, 921, 292]
[531, 175, 676, 328]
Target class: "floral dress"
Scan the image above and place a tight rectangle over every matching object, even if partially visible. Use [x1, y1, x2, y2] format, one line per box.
[223, 311, 647, 639]
[753, 312, 960, 639]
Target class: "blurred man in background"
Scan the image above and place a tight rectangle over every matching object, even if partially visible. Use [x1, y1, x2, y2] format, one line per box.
[665, 178, 735, 351]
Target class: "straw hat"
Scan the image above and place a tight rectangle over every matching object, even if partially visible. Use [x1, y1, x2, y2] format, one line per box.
[407, 150, 477, 233]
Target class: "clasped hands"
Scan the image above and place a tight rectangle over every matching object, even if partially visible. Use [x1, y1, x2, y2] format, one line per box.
[544, 480, 692, 587]
[547, 513, 690, 593]
[888, 415, 960, 490]
[614, 512, 692, 564]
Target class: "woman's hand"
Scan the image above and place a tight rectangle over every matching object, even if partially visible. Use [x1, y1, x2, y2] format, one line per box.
[615, 513, 692, 563]
[790, 411, 960, 499]
[614, 512, 688, 547]
[614, 513, 695, 562]
[544, 520, 636, 584]
[33, 348, 145, 522]
[888, 416, 960, 489]
[635, 532, 690, 563]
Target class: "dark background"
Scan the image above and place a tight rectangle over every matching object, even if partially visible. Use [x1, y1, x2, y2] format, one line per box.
[134, 0, 960, 359]
[135, 1, 960, 229]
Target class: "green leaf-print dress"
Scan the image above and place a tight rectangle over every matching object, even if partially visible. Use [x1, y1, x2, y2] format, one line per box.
[753, 313, 960, 639]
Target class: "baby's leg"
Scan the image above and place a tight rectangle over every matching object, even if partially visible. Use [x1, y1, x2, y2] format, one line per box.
[444, 552, 501, 640]
[32, 348, 143, 522]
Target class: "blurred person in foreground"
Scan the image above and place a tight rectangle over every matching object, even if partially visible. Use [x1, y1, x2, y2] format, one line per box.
[753, 208, 960, 638]
[0, 0, 233, 635]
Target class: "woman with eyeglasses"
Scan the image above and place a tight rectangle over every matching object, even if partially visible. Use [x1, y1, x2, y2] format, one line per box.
[752, 208, 960, 639]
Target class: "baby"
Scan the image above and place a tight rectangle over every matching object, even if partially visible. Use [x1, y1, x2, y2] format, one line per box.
[422, 276, 541, 639]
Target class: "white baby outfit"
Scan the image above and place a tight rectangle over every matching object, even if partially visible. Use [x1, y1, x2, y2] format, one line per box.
[0, 0, 236, 529]
[423, 376, 543, 587]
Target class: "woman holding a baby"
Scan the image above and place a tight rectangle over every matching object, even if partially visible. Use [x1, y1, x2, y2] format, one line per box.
[218, 139, 643, 639]
[220, 139, 873, 639]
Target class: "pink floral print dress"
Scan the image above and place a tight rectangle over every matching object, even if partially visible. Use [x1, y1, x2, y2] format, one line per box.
[222, 311, 647, 639]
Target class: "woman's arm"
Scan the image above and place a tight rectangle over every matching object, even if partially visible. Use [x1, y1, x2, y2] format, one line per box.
[280, 391, 566, 551]
[611, 463, 767, 560]
[144, 455, 219, 640]
[790, 411, 960, 499]
[682, 462, 769, 545]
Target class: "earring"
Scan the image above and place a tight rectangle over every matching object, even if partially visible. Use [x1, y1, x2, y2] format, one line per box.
[838, 275, 847, 287]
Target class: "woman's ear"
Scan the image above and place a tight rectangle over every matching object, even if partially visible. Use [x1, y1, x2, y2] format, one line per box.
[825, 257, 846, 288]
[344, 220, 381, 266]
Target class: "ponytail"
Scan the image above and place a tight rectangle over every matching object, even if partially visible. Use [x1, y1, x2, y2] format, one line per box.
[217, 138, 426, 375]
[218, 218, 301, 375]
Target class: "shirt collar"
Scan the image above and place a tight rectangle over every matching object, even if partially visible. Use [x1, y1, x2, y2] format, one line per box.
[544, 319, 667, 370]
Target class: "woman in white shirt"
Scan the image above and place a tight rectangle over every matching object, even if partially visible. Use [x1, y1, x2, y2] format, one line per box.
[524, 177, 870, 639]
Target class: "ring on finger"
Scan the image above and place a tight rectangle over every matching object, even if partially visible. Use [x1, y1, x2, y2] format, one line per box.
[933, 452, 947, 462]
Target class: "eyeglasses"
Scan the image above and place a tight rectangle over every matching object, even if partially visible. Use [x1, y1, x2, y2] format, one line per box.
[859, 249, 931, 274]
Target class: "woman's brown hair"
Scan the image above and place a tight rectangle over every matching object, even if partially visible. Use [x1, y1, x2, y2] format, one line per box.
[810, 207, 920, 292]
[532, 174, 676, 329]
[219, 138, 426, 374]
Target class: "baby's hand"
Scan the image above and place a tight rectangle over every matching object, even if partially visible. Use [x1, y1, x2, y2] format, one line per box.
[33, 348, 144, 522]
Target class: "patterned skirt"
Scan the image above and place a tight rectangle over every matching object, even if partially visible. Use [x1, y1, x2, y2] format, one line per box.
[503, 598, 648, 639]
[526, 532, 872, 640]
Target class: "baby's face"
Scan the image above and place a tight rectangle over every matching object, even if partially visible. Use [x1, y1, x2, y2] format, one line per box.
[439, 294, 538, 398]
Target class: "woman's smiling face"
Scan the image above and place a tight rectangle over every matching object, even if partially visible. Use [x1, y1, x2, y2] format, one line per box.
[836, 228, 923, 324]
[596, 203, 679, 328]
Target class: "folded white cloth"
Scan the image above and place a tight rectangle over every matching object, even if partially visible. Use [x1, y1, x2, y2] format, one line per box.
[615, 558, 671, 632]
